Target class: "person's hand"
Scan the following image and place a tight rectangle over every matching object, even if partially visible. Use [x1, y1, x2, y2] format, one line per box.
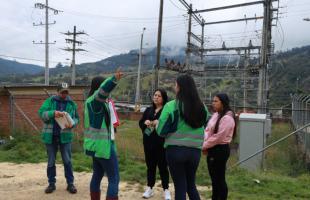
[152, 120, 158, 127]
[115, 68, 124, 81]
[144, 120, 151, 127]
[65, 124, 73, 129]
[202, 148, 208, 155]
[54, 111, 64, 118]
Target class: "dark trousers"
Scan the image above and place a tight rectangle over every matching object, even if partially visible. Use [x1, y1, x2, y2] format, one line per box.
[90, 147, 119, 198]
[207, 144, 230, 200]
[143, 142, 169, 189]
[166, 146, 201, 200]
[46, 142, 74, 185]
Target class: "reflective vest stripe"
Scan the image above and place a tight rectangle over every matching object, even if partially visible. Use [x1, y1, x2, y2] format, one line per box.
[84, 127, 109, 140]
[43, 111, 50, 121]
[167, 132, 203, 140]
[43, 124, 53, 133]
[165, 132, 203, 148]
[165, 138, 203, 148]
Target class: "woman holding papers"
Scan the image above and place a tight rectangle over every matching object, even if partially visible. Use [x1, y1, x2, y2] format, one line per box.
[139, 89, 171, 200]
[84, 69, 123, 200]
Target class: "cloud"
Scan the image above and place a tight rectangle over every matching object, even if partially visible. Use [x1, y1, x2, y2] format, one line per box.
[0, 0, 309, 66]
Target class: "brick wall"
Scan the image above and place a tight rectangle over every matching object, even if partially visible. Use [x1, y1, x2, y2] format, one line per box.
[0, 93, 86, 137]
[0, 87, 143, 137]
[0, 95, 10, 135]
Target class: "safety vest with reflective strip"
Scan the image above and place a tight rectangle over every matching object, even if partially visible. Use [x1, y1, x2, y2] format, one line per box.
[83, 76, 117, 159]
[38, 96, 79, 144]
[157, 100, 209, 149]
[165, 132, 204, 149]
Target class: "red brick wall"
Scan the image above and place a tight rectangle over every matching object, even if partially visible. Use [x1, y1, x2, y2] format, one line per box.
[0, 92, 143, 137]
[0, 95, 10, 135]
[0, 94, 85, 137]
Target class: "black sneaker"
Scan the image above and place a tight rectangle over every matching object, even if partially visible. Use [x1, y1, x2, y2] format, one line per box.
[67, 184, 77, 194]
[45, 184, 56, 194]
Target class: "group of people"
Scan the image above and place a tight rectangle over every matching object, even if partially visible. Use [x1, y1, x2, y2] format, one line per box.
[38, 69, 236, 200]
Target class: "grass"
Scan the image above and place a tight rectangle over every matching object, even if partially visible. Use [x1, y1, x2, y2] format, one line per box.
[0, 121, 310, 199]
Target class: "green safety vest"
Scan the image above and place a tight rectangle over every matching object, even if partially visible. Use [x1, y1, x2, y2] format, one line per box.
[156, 100, 210, 149]
[38, 96, 79, 144]
[83, 76, 117, 159]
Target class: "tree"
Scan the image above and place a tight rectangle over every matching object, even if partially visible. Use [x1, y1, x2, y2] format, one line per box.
[55, 62, 63, 68]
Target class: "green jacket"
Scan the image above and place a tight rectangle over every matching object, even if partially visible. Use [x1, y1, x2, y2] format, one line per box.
[156, 100, 210, 149]
[83, 76, 117, 159]
[38, 95, 79, 144]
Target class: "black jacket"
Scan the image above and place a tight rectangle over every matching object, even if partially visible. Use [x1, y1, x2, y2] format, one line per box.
[139, 106, 165, 149]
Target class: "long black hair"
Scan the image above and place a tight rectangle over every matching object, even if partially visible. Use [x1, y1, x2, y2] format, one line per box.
[152, 88, 168, 109]
[213, 93, 237, 138]
[88, 76, 110, 129]
[88, 76, 105, 97]
[176, 74, 206, 128]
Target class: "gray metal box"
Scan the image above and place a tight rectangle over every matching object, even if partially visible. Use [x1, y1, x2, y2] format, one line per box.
[239, 113, 272, 171]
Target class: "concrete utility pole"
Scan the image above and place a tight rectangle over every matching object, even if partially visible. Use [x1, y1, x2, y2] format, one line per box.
[186, 4, 193, 68]
[258, 0, 273, 113]
[33, 0, 61, 85]
[155, 0, 164, 90]
[62, 26, 86, 86]
[135, 27, 146, 112]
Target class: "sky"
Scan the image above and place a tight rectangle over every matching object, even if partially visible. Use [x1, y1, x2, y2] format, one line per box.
[0, 0, 310, 67]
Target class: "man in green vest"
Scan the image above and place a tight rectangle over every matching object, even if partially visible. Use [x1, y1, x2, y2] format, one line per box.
[38, 83, 79, 194]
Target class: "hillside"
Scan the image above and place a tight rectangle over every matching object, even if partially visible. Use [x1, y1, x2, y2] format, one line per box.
[0, 45, 309, 107]
[0, 58, 43, 76]
[269, 46, 310, 106]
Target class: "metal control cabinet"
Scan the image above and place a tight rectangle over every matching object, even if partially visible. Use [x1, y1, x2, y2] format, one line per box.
[239, 113, 271, 171]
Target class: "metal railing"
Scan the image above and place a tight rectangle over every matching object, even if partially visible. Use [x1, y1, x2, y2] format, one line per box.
[291, 94, 310, 161]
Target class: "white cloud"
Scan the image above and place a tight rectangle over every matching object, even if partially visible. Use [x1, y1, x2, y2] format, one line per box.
[0, 0, 310, 66]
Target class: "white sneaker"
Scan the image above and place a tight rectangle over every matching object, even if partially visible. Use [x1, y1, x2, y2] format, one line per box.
[164, 189, 171, 200]
[143, 187, 154, 199]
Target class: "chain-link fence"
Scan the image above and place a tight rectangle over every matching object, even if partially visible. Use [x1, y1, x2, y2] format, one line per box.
[291, 94, 310, 162]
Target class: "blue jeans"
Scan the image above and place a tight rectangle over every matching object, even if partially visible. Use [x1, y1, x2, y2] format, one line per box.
[166, 146, 201, 200]
[46, 141, 74, 185]
[90, 147, 119, 198]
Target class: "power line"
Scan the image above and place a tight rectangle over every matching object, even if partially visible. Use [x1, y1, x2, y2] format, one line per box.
[61, 26, 87, 85]
[168, 0, 187, 11]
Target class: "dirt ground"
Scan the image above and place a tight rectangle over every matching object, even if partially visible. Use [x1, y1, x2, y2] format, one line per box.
[0, 163, 210, 200]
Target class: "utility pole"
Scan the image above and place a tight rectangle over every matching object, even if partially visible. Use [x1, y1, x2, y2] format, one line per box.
[186, 4, 193, 68]
[155, 0, 163, 90]
[135, 27, 146, 112]
[62, 26, 86, 86]
[258, 0, 273, 113]
[33, 0, 61, 85]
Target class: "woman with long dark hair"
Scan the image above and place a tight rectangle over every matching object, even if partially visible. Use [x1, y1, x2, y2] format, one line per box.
[202, 93, 236, 200]
[155, 74, 210, 200]
[139, 89, 171, 200]
[84, 70, 123, 200]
